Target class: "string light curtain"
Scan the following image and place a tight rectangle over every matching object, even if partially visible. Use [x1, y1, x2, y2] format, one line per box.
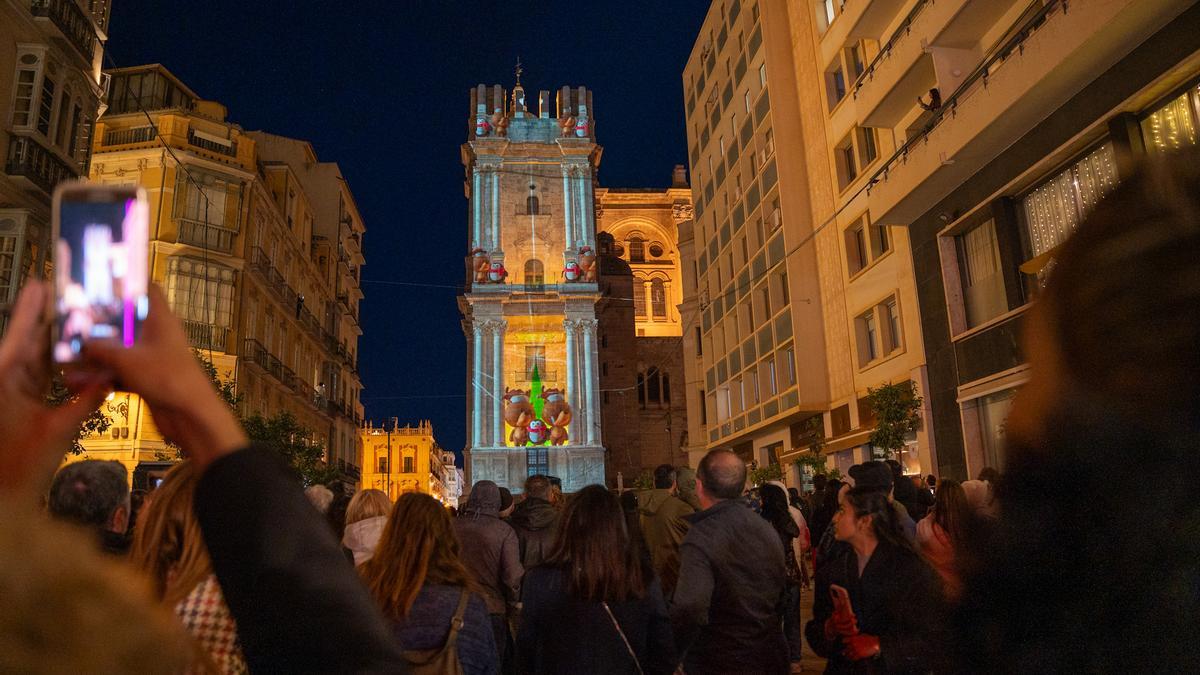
[1021, 142, 1118, 258]
[1140, 88, 1199, 153]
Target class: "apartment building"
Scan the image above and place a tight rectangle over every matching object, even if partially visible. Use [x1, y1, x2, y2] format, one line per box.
[86, 65, 365, 484]
[811, 0, 1199, 478]
[1, 0, 111, 330]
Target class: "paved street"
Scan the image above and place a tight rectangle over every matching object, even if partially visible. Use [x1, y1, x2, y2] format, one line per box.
[797, 587, 827, 673]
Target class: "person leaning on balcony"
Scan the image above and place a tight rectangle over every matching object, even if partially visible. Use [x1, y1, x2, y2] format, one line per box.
[952, 151, 1200, 673]
[7, 280, 409, 672]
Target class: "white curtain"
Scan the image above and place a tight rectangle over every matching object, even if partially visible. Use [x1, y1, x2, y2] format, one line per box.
[1022, 143, 1117, 258]
[1141, 91, 1198, 153]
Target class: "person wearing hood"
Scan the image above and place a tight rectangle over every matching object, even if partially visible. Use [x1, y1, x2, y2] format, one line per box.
[639, 464, 694, 596]
[509, 474, 560, 568]
[343, 489, 392, 566]
[454, 480, 524, 666]
[674, 465, 703, 511]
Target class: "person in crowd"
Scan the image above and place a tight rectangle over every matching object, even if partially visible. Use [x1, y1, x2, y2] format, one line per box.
[885, 459, 923, 522]
[975, 466, 1000, 486]
[909, 475, 936, 521]
[761, 483, 804, 674]
[809, 477, 841, 565]
[959, 479, 997, 518]
[518, 485, 676, 674]
[326, 482, 352, 542]
[343, 489, 392, 566]
[510, 474, 560, 568]
[925, 474, 937, 492]
[852, 461, 916, 542]
[548, 483, 565, 512]
[674, 465, 703, 511]
[360, 492, 497, 674]
[4, 281, 408, 671]
[672, 449, 788, 674]
[806, 486, 946, 673]
[619, 489, 654, 574]
[638, 464, 694, 595]
[953, 155, 1200, 673]
[455, 479, 523, 666]
[915, 478, 976, 602]
[130, 461, 248, 673]
[47, 459, 132, 556]
[128, 487, 148, 533]
[304, 484, 334, 515]
[498, 487, 515, 520]
[806, 473, 829, 518]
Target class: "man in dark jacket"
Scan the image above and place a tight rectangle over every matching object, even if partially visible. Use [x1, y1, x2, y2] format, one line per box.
[509, 474, 560, 568]
[671, 450, 788, 674]
[455, 480, 524, 664]
[639, 463, 694, 595]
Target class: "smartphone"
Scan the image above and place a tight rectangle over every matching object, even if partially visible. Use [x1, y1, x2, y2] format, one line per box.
[830, 584, 851, 607]
[51, 181, 149, 363]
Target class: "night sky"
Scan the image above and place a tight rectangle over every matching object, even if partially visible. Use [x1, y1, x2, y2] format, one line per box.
[107, 1, 709, 461]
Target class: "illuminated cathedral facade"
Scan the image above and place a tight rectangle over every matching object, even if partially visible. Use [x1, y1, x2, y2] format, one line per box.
[459, 79, 606, 493]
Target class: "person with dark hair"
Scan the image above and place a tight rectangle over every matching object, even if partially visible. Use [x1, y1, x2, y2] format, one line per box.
[850, 460, 916, 542]
[925, 474, 937, 491]
[509, 474, 560, 568]
[48, 460, 131, 555]
[806, 487, 945, 673]
[361, 492, 497, 674]
[975, 466, 1000, 485]
[671, 449, 788, 674]
[518, 485, 676, 674]
[619, 489, 654, 575]
[638, 463, 694, 595]
[761, 483, 804, 673]
[454, 480, 523, 668]
[885, 459, 922, 523]
[953, 154, 1200, 673]
[498, 487, 515, 520]
[809, 477, 841, 566]
[916, 478, 976, 601]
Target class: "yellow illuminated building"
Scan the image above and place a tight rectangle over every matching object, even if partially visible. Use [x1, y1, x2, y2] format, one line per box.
[360, 420, 456, 502]
[77, 65, 366, 487]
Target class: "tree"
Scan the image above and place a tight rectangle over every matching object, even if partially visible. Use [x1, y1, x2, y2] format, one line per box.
[195, 349, 242, 411]
[49, 377, 111, 455]
[243, 411, 340, 486]
[748, 461, 784, 486]
[866, 380, 923, 459]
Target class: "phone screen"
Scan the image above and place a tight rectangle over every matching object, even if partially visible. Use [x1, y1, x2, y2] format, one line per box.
[53, 184, 149, 363]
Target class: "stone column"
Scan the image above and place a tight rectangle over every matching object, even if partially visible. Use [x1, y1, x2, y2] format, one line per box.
[563, 318, 578, 445]
[472, 170, 482, 249]
[490, 168, 501, 252]
[578, 169, 594, 249]
[561, 167, 573, 251]
[581, 318, 598, 445]
[472, 321, 484, 447]
[574, 169, 587, 250]
[492, 319, 506, 446]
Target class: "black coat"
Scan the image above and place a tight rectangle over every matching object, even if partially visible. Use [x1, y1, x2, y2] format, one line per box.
[195, 447, 407, 673]
[509, 497, 560, 569]
[670, 498, 789, 675]
[517, 566, 676, 675]
[806, 540, 946, 674]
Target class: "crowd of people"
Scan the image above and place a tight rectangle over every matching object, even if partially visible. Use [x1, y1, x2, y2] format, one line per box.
[1, 154, 1199, 673]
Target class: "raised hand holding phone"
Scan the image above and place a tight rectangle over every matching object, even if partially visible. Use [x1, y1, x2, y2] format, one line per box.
[826, 584, 859, 639]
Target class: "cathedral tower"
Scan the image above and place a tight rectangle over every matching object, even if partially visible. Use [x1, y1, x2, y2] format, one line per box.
[460, 81, 605, 492]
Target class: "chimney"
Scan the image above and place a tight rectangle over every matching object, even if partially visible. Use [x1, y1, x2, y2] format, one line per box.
[672, 164, 688, 188]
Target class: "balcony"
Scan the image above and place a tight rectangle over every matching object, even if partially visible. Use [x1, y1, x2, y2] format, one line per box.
[868, 0, 1190, 225]
[854, 0, 1021, 129]
[102, 125, 157, 147]
[5, 134, 79, 194]
[177, 218, 236, 254]
[30, 0, 97, 63]
[182, 320, 229, 352]
[186, 128, 237, 157]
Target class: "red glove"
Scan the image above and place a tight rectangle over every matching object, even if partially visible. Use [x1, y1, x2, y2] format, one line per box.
[824, 607, 858, 640]
[842, 633, 881, 661]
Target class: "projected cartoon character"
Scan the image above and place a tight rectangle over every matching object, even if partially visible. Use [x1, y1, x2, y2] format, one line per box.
[577, 246, 597, 282]
[527, 419, 549, 445]
[559, 115, 576, 138]
[574, 118, 589, 138]
[470, 248, 490, 284]
[475, 115, 491, 137]
[563, 259, 581, 282]
[504, 388, 534, 446]
[541, 388, 572, 446]
[491, 109, 509, 138]
[488, 261, 508, 283]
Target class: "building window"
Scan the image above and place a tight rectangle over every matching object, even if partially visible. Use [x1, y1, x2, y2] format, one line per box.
[527, 447, 548, 476]
[825, 61, 847, 110]
[651, 279, 667, 319]
[165, 257, 235, 328]
[524, 258, 544, 287]
[628, 237, 645, 263]
[744, 91, 751, 113]
[872, 223, 890, 257]
[856, 309, 879, 366]
[1020, 142, 1118, 266]
[835, 134, 858, 189]
[36, 75, 56, 136]
[0, 236, 17, 303]
[377, 457, 389, 474]
[695, 326, 703, 355]
[759, 63, 767, 87]
[883, 297, 902, 354]
[700, 389, 708, 425]
[845, 42, 867, 82]
[174, 170, 241, 230]
[634, 280, 647, 318]
[1141, 85, 1200, 152]
[845, 219, 868, 275]
[649, 243, 665, 258]
[956, 218, 1007, 328]
[857, 127, 878, 166]
[403, 455, 415, 473]
[818, 0, 837, 32]
[526, 194, 540, 215]
[964, 387, 1017, 471]
[11, 58, 38, 128]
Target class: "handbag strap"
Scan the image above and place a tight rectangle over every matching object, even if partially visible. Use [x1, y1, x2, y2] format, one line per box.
[444, 588, 470, 649]
[601, 601, 644, 675]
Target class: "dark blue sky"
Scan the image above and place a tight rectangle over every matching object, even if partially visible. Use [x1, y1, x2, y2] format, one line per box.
[107, 1, 709, 459]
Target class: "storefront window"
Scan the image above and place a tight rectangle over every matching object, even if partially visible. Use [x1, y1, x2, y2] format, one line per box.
[1141, 87, 1199, 152]
[978, 388, 1017, 470]
[1021, 142, 1118, 260]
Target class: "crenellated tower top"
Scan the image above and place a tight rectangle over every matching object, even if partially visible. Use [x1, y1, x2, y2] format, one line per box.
[469, 83, 595, 144]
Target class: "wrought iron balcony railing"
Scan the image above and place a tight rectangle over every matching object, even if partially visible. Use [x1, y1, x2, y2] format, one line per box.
[186, 128, 237, 157]
[177, 218, 236, 254]
[5, 134, 79, 194]
[103, 126, 157, 146]
[30, 0, 97, 62]
[182, 320, 229, 352]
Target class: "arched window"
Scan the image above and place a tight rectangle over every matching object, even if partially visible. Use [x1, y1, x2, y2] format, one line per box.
[633, 279, 647, 318]
[651, 279, 667, 319]
[628, 236, 645, 263]
[524, 259, 544, 288]
[526, 195, 540, 215]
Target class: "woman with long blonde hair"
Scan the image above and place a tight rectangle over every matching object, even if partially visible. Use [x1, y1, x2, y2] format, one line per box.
[130, 461, 248, 674]
[359, 492, 496, 674]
